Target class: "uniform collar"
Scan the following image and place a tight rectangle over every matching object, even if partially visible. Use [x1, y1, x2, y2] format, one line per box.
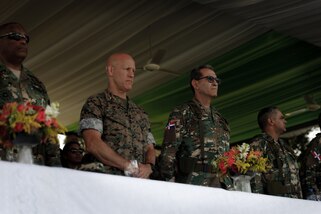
[104, 89, 129, 108]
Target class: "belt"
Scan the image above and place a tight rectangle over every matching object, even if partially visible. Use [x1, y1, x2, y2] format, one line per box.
[193, 163, 216, 173]
[266, 181, 297, 195]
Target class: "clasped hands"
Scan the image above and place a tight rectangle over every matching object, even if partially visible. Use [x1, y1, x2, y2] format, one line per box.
[124, 160, 153, 178]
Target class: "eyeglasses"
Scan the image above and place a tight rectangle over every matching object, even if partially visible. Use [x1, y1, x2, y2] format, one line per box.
[68, 149, 84, 154]
[0, 32, 30, 43]
[196, 76, 221, 85]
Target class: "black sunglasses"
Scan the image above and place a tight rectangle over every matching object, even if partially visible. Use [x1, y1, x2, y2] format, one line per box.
[196, 76, 221, 85]
[68, 148, 84, 154]
[0, 32, 30, 43]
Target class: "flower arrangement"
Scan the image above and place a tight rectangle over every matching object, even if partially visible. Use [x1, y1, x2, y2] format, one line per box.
[212, 143, 270, 177]
[0, 102, 67, 147]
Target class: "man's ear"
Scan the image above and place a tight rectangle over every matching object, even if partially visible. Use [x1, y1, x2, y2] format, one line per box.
[267, 117, 274, 126]
[191, 79, 198, 91]
[106, 65, 113, 76]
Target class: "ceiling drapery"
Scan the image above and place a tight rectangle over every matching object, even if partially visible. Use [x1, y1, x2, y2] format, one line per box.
[1, 0, 321, 144]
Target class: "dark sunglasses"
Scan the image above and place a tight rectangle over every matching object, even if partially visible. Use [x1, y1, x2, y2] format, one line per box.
[196, 76, 221, 85]
[68, 148, 84, 154]
[0, 32, 30, 43]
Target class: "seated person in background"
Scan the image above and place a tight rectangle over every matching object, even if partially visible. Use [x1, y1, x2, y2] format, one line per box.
[64, 131, 82, 145]
[61, 131, 105, 173]
[249, 106, 302, 199]
[300, 112, 321, 200]
[61, 141, 84, 169]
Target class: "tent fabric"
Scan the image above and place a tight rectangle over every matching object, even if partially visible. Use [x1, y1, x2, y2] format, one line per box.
[1, 0, 320, 144]
[133, 31, 321, 143]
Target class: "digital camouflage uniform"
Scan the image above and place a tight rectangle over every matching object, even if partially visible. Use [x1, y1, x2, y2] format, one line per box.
[79, 90, 152, 175]
[300, 133, 321, 200]
[249, 133, 302, 199]
[0, 64, 60, 166]
[158, 98, 230, 188]
[0, 64, 49, 107]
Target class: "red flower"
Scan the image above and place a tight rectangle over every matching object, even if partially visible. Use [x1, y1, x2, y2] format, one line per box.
[36, 110, 46, 122]
[218, 160, 227, 174]
[227, 156, 236, 167]
[17, 104, 25, 112]
[14, 123, 24, 132]
[0, 102, 66, 147]
[0, 126, 8, 137]
[51, 118, 59, 128]
[45, 119, 52, 127]
[33, 105, 44, 111]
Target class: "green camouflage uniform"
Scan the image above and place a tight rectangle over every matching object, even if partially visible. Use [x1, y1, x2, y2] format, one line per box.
[79, 90, 153, 175]
[158, 98, 230, 188]
[0, 64, 60, 166]
[0, 64, 49, 107]
[300, 133, 321, 200]
[249, 133, 302, 199]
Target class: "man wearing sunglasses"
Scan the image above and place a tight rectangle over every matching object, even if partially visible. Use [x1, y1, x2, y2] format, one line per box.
[158, 64, 231, 188]
[0, 22, 59, 166]
[0, 22, 49, 107]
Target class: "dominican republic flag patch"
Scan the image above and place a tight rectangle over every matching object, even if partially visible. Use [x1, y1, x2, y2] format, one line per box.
[312, 150, 321, 161]
[166, 120, 176, 130]
[164, 120, 177, 142]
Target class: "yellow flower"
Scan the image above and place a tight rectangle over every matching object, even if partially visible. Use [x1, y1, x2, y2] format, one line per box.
[212, 143, 270, 176]
[0, 102, 66, 146]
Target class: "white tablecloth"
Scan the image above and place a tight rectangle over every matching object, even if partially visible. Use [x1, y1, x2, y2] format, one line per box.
[0, 161, 320, 214]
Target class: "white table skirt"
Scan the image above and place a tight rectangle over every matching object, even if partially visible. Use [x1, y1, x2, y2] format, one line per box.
[0, 161, 320, 214]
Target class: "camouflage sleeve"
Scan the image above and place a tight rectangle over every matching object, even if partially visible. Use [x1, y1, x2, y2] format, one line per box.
[249, 138, 265, 194]
[140, 108, 155, 145]
[79, 95, 104, 133]
[147, 132, 156, 145]
[300, 137, 321, 199]
[158, 107, 185, 181]
[44, 143, 61, 166]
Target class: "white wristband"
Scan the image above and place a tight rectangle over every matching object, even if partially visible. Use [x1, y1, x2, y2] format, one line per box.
[124, 160, 139, 177]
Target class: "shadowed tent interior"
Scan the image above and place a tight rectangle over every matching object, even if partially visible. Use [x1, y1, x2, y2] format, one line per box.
[1, 0, 321, 145]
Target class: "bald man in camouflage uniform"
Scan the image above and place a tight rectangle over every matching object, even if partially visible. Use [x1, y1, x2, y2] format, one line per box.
[300, 112, 321, 200]
[158, 65, 230, 188]
[79, 53, 156, 178]
[249, 106, 302, 199]
[0, 22, 60, 166]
